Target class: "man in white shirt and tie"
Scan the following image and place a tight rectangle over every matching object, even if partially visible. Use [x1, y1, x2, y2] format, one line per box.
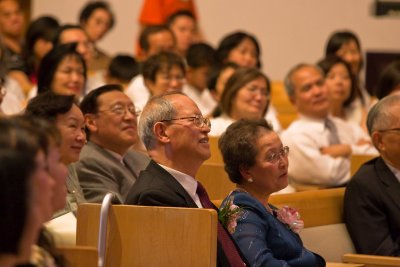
[280, 63, 377, 189]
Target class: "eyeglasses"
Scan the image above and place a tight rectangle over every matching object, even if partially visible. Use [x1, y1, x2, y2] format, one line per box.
[99, 104, 140, 117]
[377, 128, 400, 134]
[266, 146, 289, 163]
[245, 85, 270, 98]
[161, 115, 211, 128]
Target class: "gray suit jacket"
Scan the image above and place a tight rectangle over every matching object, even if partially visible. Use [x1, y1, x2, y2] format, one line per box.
[75, 141, 150, 203]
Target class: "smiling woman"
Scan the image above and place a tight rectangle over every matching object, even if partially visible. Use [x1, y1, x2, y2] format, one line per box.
[36, 43, 87, 98]
[209, 67, 271, 136]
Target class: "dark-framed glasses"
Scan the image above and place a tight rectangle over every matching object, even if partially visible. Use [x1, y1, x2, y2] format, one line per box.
[377, 128, 400, 134]
[100, 104, 140, 117]
[161, 115, 211, 128]
[266, 146, 289, 163]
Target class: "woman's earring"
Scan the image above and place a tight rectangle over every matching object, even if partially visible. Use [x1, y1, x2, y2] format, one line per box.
[247, 178, 254, 183]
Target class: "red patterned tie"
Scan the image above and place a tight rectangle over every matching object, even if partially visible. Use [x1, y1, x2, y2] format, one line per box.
[196, 182, 246, 267]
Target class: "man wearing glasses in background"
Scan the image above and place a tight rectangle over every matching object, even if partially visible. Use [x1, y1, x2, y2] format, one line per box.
[345, 94, 400, 256]
[125, 92, 249, 267]
[75, 84, 149, 203]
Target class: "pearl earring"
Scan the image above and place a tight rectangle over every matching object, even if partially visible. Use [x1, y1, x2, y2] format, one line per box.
[247, 178, 254, 183]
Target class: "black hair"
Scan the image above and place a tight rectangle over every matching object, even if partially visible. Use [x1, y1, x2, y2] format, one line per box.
[79, 1, 115, 30]
[142, 51, 186, 82]
[186, 42, 215, 68]
[37, 43, 87, 94]
[23, 16, 60, 76]
[139, 25, 173, 52]
[374, 60, 400, 99]
[166, 9, 195, 27]
[215, 31, 262, 69]
[52, 24, 86, 47]
[108, 54, 139, 82]
[26, 91, 77, 122]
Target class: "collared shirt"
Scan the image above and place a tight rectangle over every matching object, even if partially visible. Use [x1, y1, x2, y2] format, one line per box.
[281, 115, 378, 187]
[384, 161, 400, 183]
[125, 75, 150, 112]
[159, 164, 202, 208]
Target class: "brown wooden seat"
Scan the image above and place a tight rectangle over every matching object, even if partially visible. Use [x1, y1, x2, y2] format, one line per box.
[271, 81, 298, 129]
[57, 246, 98, 267]
[204, 136, 223, 164]
[77, 204, 218, 267]
[350, 154, 375, 176]
[196, 162, 236, 200]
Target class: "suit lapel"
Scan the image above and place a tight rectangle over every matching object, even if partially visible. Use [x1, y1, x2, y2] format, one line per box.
[376, 158, 400, 210]
[148, 161, 198, 208]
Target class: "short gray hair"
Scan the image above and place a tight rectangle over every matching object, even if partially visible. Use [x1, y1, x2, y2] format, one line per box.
[367, 94, 400, 137]
[284, 63, 323, 98]
[138, 92, 184, 149]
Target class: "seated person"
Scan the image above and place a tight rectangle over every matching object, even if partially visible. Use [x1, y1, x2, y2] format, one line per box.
[281, 63, 377, 189]
[26, 91, 87, 215]
[344, 94, 400, 256]
[104, 54, 139, 90]
[76, 84, 150, 203]
[219, 118, 325, 266]
[166, 9, 197, 57]
[125, 91, 249, 266]
[125, 25, 176, 107]
[182, 42, 217, 116]
[318, 55, 367, 128]
[140, 51, 186, 109]
[209, 67, 270, 136]
[30, 43, 87, 100]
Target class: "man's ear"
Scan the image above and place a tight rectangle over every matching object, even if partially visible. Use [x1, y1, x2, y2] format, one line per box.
[153, 121, 170, 143]
[372, 131, 383, 151]
[85, 114, 98, 133]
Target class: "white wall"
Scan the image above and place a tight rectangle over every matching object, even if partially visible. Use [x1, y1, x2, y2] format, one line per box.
[32, 0, 400, 80]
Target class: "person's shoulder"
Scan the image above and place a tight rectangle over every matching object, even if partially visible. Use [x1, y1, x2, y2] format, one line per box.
[229, 191, 266, 214]
[126, 149, 150, 163]
[347, 157, 379, 191]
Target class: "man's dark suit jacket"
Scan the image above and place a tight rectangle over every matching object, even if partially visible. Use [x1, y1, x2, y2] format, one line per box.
[344, 157, 400, 256]
[125, 160, 245, 267]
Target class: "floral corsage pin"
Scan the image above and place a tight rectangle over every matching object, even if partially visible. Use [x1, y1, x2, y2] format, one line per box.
[218, 196, 244, 234]
[275, 206, 304, 234]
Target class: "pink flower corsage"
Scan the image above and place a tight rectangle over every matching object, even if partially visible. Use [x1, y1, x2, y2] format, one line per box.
[218, 196, 244, 234]
[276, 206, 304, 234]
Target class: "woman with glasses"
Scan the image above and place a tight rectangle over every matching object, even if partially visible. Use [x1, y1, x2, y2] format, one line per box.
[219, 119, 325, 267]
[209, 67, 277, 136]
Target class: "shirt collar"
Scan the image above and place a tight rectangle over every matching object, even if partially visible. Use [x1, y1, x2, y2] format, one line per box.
[298, 114, 327, 132]
[384, 160, 400, 183]
[159, 164, 198, 200]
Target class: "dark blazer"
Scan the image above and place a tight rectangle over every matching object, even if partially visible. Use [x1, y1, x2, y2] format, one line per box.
[126, 160, 243, 267]
[344, 157, 400, 256]
[75, 141, 150, 203]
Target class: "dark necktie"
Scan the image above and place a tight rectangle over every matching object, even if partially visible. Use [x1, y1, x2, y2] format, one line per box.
[196, 182, 246, 267]
[325, 118, 341, 145]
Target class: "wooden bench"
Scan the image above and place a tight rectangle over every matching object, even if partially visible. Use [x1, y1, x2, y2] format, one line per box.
[57, 246, 98, 267]
[77, 204, 217, 267]
[350, 155, 375, 176]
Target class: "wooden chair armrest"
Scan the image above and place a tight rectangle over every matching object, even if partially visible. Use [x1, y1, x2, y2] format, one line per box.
[343, 253, 400, 266]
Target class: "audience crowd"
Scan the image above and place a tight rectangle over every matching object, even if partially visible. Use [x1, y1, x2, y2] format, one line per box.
[1, 0, 399, 266]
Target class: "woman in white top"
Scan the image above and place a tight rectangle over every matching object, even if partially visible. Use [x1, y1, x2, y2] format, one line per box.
[210, 67, 270, 136]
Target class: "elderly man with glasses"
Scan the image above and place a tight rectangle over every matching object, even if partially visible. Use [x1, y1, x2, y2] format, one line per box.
[125, 91, 249, 267]
[75, 84, 150, 203]
[344, 94, 400, 256]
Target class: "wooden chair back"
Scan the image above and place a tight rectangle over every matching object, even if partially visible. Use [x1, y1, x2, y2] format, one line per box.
[271, 81, 298, 129]
[57, 246, 98, 267]
[350, 155, 375, 176]
[197, 163, 236, 200]
[76, 204, 218, 267]
[204, 136, 223, 164]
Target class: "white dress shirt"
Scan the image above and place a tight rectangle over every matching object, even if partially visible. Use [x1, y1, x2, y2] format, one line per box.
[125, 75, 150, 111]
[280, 115, 378, 187]
[182, 84, 217, 116]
